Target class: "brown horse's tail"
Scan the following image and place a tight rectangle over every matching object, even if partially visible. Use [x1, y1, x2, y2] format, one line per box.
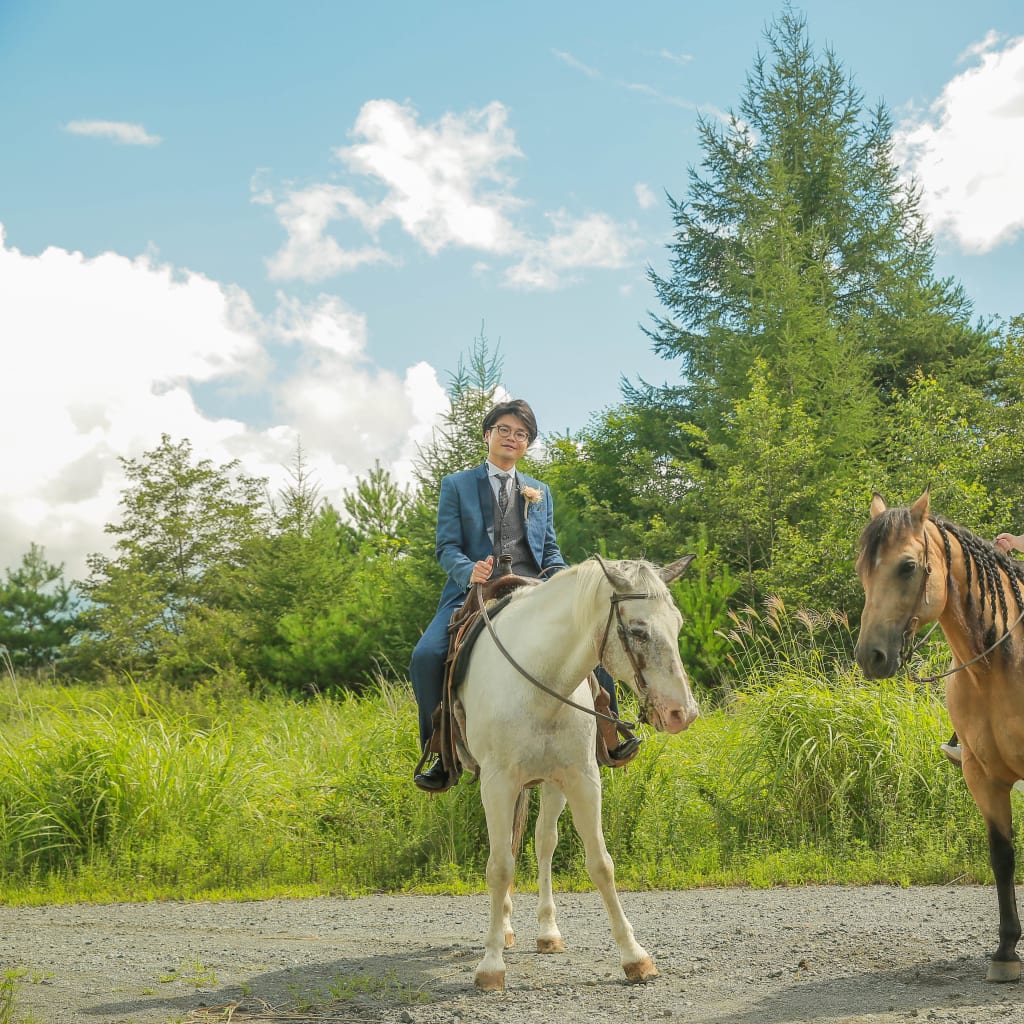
[511, 786, 533, 857]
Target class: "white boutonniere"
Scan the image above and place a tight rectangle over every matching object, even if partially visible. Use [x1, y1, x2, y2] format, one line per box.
[520, 484, 543, 521]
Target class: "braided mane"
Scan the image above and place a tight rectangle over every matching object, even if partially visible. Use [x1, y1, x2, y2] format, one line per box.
[929, 516, 1024, 646]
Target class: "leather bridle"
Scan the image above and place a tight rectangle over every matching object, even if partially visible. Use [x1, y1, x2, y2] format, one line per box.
[897, 527, 933, 671]
[592, 554, 655, 707]
[472, 554, 659, 730]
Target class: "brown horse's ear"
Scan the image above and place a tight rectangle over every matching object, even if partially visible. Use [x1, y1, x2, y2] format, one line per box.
[909, 488, 930, 528]
[869, 492, 887, 519]
[659, 554, 696, 583]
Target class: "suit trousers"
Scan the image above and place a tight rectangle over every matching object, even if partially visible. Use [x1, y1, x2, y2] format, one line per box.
[409, 602, 459, 749]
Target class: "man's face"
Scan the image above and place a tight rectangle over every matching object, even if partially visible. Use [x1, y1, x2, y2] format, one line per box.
[484, 414, 531, 470]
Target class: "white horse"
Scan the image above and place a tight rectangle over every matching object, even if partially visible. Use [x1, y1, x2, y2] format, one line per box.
[453, 556, 700, 991]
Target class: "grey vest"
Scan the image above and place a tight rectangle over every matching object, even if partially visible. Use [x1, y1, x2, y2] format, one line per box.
[493, 476, 536, 578]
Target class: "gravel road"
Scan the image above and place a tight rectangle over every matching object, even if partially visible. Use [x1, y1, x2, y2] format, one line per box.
[3, 886, 1023, 1023]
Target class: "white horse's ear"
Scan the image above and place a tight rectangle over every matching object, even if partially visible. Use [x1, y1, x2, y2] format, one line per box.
[659, 554, 696, 584]
[869, 492, 887, 519]
[606, 564, 632, 590]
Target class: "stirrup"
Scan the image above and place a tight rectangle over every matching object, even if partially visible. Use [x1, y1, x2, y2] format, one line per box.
[608, 735, 642, 764]
[940, 742, 962, 766]
[414, 758, 451, 792]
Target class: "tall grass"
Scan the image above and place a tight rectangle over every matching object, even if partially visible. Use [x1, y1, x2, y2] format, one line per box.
[0, 676, 493, 902]
[0, 618, 997, 904]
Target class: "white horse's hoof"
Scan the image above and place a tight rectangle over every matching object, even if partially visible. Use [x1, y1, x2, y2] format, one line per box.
[623, 957, 659, 983]
[504, 929, 516, 949]
[537, 936, 565, 953]
[475, 969, 506, 991]
[986, 958, 1022, 983]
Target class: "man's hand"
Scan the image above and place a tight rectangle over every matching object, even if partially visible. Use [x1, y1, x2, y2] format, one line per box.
[995, 532, 1024, 554]
[470, 556, 494, 585]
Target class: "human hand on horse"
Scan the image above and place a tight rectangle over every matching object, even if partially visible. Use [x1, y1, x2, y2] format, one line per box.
[470, 556, 494, 585]
[994, 532, 1024, 554]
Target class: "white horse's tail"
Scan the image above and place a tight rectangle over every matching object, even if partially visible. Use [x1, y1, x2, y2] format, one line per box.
[511, 786, 533, 857]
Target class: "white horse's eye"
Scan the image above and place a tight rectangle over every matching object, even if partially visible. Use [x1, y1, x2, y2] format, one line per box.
[629, 626, 650, 642]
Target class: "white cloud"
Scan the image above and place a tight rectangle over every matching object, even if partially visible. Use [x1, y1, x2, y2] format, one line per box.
[551, 48, 722, 117]
[961, 29, 1004, 62]
[620, 80, 703, 111]
[893, 33, 1024, 253]
[0, 225, 446, 580]
[269, 293, 443, 491]
[262, 99, 642, 291]
[552, 49, 602, 78]
[263, 183, 393, 281]
[635, 183, 658, 210]
[339, 99, 526, 255]
[64, 120, 161, 146]
[504, 211, 641, 290]
[656, 49, 694, 67]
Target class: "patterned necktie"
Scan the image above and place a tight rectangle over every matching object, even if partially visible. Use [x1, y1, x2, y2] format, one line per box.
[496, 472, 510, 518]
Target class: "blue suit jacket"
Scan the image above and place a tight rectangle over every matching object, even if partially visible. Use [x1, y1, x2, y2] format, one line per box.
[434, 463, 566, 612]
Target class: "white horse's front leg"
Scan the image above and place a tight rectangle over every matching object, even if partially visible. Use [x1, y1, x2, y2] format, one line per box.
[562, 769, 658, 982]
[502, 886, 515, 949]
[475, 774, 519, 990]
[535, 782, 567, 953]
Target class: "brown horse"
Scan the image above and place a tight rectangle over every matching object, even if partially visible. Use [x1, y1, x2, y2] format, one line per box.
[855, 489, 1024, 982]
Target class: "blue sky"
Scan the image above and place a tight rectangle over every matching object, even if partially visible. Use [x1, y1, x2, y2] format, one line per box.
[2, 1, 1023, 578]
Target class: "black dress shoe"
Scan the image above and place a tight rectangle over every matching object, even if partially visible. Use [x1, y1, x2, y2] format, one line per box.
[608, 736, 642, 762]
[414, 758, 449, 791]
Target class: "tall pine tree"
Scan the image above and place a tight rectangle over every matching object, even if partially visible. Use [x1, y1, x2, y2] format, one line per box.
[624, 8, 1001, 611]
[0, 544, 78, 673]
[645, 8, 994, 463]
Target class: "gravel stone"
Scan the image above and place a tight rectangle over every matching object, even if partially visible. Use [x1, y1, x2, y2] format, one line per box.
[2, 886, 1023, 1022]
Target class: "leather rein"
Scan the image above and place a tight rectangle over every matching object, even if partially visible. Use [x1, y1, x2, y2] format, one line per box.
[901, 524, 1024, 684]
[471, 554, 654, 730]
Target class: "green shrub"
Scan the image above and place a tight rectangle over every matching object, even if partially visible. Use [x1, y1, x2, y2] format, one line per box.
[0, 664, 999, 904]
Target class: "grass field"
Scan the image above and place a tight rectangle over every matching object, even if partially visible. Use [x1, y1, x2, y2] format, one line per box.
[0, 658, 995, 906]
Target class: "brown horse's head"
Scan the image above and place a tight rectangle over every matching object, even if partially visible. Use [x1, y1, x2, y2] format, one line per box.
[854, 489, 946, 679]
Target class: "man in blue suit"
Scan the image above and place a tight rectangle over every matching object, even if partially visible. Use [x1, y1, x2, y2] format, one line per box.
[410, 398, 638, 791]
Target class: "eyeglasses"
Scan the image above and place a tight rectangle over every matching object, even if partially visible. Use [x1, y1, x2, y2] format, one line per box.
[493, 424, 530, 443]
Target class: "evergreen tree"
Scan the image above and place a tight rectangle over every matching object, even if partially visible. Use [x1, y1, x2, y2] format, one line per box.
[645, 8, 994, 459]
[225, 452, 431, 692]
[0, 544, 78, 673]
[613, 7, 1003, 621]
[413, 326, 503, 498]
[250, 504, 401, 692]
[540, 404, 691, 563]
[985, 315, 1024, 512]
[270, 440, 323, 536]
[343, 461, 413, 548]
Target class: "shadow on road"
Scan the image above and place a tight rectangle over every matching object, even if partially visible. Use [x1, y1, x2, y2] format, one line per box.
[697, 956, 1016, 1024]
[79, 943, 463, 1021]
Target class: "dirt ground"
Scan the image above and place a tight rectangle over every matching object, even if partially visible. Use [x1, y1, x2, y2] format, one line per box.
[3, 886, 1024, 1023]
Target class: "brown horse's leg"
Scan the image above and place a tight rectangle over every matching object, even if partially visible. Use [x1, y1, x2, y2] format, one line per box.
[963, 760, 1021, 981]
[986, 821, 1022, 982]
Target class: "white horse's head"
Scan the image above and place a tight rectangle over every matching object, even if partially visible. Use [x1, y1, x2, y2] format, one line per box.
[575, 556, 700, 734]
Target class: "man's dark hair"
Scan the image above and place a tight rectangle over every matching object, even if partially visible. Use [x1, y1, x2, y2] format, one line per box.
[482, 399, 538, 445]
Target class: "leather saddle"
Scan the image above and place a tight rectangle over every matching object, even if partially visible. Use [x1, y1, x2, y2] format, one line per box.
[414, 566, 539, 793]
[414, 556, 640, 793]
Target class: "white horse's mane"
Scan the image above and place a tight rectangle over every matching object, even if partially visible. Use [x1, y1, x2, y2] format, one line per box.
[569, 559, 669, 631]
[504, 559, 670, 630]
